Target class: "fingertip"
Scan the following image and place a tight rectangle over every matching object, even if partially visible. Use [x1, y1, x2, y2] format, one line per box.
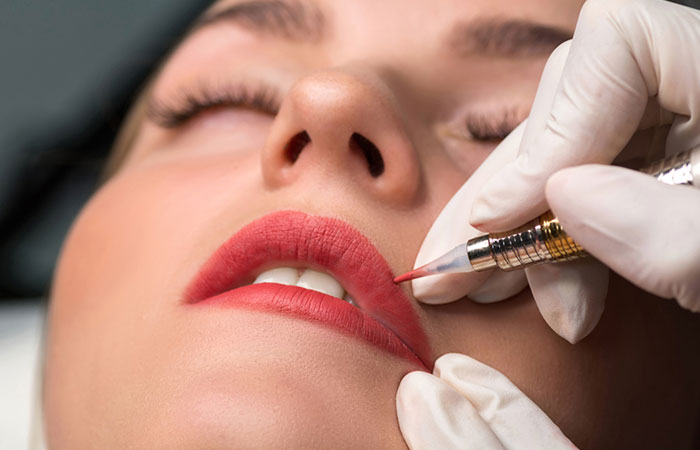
[469, 160, 552, 232]
[468, 220, 488, 232]
[468, 270, 528, 304]
[527, 261, 608, 344]
[468, 184, 521, 231]
[396, 371, 445, 412]
[410, 276, 460, 304]
[433, 352, 474, 370]
[411, 271, 491, 305]
[398, 370, 435, 395]
[468, 202, 495, 232]
[468, 170, 515, 231]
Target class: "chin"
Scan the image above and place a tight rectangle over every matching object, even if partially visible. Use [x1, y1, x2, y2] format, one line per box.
[47, 309, 414, 449]
[155, 310, 414, 449]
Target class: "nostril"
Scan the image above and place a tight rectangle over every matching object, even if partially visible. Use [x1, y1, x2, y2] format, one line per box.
[350, 133, 385, 177]
[285, 131, 311, 163]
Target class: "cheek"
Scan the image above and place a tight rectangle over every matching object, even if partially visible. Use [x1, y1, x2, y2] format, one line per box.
[44, 155, 261, 439]
[50, 151, 265, 327]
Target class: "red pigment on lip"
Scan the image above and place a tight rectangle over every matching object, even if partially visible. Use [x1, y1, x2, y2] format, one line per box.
[184, 210, 433, 369]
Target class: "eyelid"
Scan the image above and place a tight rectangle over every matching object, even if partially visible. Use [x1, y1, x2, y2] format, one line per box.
[463, 107, 525, 142]
[147, 79, 525, 143]
[147, 81, 282, 128]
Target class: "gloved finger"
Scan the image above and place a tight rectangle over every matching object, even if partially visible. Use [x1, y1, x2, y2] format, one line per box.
[467, 269, 528, 304]
[469, 39, 571, 232]
[411, 122, 527, 305]
[517, 40, 571, 164]
[411, 41, 569, 305]
[547, 164, 700, 312]
[526, 259, 609, 344]
[397, 371, 506, 450]
[433, 354, 575, 450]
[471, 0, 700, 232]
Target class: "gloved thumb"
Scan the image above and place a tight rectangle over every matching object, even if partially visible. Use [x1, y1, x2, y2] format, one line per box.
[546, 164, 700, 312]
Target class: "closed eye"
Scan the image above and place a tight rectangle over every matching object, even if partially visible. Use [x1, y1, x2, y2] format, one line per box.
[147, 82, 281, 128]
[465, 107, 524, 142]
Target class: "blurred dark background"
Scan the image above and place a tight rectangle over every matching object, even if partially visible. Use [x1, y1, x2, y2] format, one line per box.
[0, 0, 699, 300]
[0, 1, 213, 299]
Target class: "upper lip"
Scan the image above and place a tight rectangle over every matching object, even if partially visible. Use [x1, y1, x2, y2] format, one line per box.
[183, 210, 432, 368]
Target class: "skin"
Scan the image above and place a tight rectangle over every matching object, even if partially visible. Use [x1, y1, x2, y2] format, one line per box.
[44, 0, 700, 448]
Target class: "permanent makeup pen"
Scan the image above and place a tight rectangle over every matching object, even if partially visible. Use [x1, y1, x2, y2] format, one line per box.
[394, 147, 700, 283]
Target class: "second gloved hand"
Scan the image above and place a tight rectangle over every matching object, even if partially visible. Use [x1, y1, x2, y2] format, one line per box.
[396, 353, 576, 450]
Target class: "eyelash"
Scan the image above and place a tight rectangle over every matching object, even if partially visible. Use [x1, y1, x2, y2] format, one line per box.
[464, 108, 522, 142]
[147, 83, 281, 128]
[148, 83, 521, 142]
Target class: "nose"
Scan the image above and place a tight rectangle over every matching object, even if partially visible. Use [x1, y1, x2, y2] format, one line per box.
[261, 69, 422, 203]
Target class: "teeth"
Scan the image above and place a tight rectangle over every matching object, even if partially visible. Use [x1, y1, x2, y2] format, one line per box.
[254, 267, 299, 286]
[253, 267, 356, 306]
[296, 269, 345, 299]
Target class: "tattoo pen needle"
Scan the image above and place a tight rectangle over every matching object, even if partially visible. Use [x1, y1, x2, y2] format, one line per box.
[393, 243, 472, 283]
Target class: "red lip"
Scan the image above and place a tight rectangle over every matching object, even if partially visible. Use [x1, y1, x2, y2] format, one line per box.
[184, 211, 432, 369]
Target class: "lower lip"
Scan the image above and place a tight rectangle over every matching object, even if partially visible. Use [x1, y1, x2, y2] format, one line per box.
[194, 283, 427, 369]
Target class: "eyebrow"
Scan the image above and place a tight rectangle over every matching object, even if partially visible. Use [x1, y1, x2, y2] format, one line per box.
[192, 2, 569, 59]
[194, 0, 325, 41]
[448, 19, 572, 58]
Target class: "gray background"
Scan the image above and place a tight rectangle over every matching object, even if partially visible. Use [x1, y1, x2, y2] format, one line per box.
[0, 0, 211, 298]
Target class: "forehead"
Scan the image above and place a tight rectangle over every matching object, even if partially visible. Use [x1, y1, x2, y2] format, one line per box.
[209, 0, 584, 21]
[204, 0, 584, 53]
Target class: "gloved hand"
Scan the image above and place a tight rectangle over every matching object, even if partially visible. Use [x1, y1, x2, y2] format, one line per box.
[412, 0, 700, 343]
[396, 353, 576, 450]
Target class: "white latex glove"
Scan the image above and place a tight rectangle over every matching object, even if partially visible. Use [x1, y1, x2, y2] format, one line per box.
[410, 121, 530, 305]
[414, 0, 700, 343]
[397, 353, 576, 450]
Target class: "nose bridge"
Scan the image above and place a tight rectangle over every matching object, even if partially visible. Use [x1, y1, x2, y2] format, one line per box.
[262, 67, 423, 204]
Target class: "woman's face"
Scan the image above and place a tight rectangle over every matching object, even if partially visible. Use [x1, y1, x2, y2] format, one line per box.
[44, 0, 700, 448]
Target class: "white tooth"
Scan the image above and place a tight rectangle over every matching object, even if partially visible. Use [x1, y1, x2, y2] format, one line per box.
[254, 267, 299, 286]
[343, 294, 357, 307]
[296, 269, 345, 298]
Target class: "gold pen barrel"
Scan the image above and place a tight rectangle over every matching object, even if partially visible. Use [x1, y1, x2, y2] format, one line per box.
[467, 148, 698, 272]
[468, 212, 585, 271]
